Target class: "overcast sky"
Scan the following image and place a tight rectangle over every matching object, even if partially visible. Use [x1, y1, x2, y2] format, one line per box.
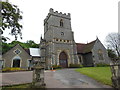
[3, 0, 119, 45]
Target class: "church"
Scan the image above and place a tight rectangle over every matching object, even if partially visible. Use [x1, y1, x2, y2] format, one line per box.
[1, 8, 110, 70]
[40, 8, 110, 69]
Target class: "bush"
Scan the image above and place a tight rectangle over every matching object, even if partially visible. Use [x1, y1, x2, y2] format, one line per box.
[96, 63, 109, 67]
[69, 64, 83, 68]
[2, 67, 26, 72]
[52, 65, 62, 69]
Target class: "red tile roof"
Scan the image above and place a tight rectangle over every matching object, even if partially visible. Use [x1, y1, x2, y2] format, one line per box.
[76, 40, 97, 54]
[76, 43, 86, 53]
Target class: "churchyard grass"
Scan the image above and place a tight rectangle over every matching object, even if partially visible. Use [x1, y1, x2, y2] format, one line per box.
[2, 83, 44, 89]
[75, 67, 112, 86]
[1, 83, 32, 89]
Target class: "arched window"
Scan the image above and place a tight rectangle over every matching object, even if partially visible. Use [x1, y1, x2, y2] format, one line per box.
[98, 49, 104, 60]
[60, 19, 63, 27]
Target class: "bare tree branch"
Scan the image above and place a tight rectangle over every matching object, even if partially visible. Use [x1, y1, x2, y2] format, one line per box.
[106, 33, 120, 57]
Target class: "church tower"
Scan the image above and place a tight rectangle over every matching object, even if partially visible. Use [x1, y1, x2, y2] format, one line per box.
[40, 8, 79, 69]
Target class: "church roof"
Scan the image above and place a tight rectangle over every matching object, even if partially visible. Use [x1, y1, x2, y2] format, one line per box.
[76, 40, 97, 54]
[76, 43, 86, 53]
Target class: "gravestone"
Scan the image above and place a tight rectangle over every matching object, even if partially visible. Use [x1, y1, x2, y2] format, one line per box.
[110, 60, 120, 90]
[118, 62, 120, 90]
[32, 60, 45, 88]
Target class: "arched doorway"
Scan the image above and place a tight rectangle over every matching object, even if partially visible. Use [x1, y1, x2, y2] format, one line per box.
[12, 56, 21, 67]
[59, 51, 68, 68]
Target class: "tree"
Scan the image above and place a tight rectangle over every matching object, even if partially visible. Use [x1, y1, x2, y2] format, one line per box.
[2, 41, 22, 54]
[2, 40, 39, 54]
[9, 40, 22, 47]
[2, 42, 10, 54]
[107, 49, 117, 60]
[26, 40, 39, 48]
[105, 33, 120, 58]
[0, 1, 23, 41]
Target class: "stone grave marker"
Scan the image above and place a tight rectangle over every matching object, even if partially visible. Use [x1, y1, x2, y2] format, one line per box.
[32, 60, 45, 88]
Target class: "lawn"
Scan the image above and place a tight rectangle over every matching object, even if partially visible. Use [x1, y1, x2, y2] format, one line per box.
[2, 83, 31, 89]
[2, 83, 45, 89]
[75, 67, 112, 86]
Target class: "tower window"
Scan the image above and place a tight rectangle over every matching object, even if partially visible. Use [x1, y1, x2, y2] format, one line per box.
[60, 19, 63, 27]
[67, 40, 69, 42]
[61, 32, 64, 36]
[60, 39, 62, 42]
[56, 39, 58, 41]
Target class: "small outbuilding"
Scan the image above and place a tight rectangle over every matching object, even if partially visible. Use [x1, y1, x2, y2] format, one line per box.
[2, 44, 40, 70]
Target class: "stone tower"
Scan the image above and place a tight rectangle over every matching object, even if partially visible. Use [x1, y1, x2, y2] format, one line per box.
[40, 8, 79, 69]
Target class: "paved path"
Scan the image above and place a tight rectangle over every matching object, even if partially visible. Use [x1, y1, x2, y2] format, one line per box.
[1, 69, 112, 88]
[2, 71, 33, 86]
[52, 69, 112, 88]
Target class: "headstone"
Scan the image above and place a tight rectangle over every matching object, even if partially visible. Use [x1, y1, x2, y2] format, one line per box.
[32, 60, 45, 88]
[110, 60, 120, 90]
[118, 61, 120, 90]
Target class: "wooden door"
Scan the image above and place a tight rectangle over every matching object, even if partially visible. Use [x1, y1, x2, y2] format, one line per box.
[59, 51, 68, 68]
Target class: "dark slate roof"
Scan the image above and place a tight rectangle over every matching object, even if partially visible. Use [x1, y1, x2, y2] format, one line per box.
[24, 49, 30, 55]
[76, 39, 97, 54]
[83, 40, 96, 53]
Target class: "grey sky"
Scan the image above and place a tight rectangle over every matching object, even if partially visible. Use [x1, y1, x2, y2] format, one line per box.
[3, 0, 119, 45]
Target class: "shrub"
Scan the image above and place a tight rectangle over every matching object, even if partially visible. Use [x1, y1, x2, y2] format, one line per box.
[2, 67, 26, 72]
[52, 65, 62, 69]
[69, 64, 83, 68]
[96, 63, 109, 67]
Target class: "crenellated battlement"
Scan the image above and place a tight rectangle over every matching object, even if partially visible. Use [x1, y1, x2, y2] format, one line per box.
[44, 8, 71, 23]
